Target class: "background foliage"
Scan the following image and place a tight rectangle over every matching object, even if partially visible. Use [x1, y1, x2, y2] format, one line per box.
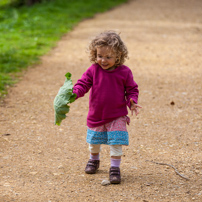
[0, 0, 126, 96]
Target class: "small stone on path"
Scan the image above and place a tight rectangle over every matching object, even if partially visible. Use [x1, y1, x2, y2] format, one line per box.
[101, 179, 110, 186]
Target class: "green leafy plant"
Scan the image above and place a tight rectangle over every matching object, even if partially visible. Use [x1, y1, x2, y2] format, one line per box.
[54, 72, 77, 126]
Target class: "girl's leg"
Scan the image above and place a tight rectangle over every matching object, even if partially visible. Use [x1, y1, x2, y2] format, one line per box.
[85, 144, 101, 174]
[89, 144, 101, 160]
[109, 145, 122, 184]
[110, 145, 122, 166]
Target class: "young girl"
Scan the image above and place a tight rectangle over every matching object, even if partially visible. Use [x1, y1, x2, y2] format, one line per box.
[73, 30, 141, 184]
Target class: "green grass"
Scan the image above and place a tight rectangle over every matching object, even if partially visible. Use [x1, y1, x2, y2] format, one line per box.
[0, 0, 127, 97]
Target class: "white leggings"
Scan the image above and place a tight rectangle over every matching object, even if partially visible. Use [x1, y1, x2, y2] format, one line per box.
[89, 144, 123, 156]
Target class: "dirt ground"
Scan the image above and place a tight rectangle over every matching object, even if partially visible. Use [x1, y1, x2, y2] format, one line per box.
[1, 0, 202, 201]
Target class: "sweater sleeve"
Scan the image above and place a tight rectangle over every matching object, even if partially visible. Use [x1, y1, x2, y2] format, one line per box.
[125, 69, 139, 108]
[73, 66, 93, 99]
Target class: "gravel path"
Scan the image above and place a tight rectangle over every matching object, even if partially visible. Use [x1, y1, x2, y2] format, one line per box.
[1, 0, 202, 201]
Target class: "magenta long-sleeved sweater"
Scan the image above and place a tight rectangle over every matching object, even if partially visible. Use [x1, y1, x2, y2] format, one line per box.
[73, 63, 139, 127]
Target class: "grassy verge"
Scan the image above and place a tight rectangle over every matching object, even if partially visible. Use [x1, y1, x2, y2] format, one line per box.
[0, 0, 127, 97]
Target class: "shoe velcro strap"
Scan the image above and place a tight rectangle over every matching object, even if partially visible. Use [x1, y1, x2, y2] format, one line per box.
[87, 162, 96, 167]
[87, 160, 99, 167]
[110, 171, 120, 175]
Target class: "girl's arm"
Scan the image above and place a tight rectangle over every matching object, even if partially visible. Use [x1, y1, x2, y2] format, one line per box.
[125, 69, 139, 108]
[73, 67, 93, 99]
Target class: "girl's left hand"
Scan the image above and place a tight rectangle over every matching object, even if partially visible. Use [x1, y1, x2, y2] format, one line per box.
[130, 98, 142, 116]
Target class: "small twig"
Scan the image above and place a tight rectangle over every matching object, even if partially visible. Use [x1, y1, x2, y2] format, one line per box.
[146, 160, 189, 181]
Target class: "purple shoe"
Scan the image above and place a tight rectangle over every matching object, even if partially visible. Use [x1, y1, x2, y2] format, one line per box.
[85, 159, 100, 174]
[109, 167, 121, 184]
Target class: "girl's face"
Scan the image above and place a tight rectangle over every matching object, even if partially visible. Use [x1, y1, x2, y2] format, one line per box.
[96, 46, 117, 71]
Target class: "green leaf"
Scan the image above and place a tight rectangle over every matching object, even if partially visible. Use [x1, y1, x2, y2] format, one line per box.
[69, 93, 77, 103]
[54, 72, 76, 125]
[65, 72, 72, 79]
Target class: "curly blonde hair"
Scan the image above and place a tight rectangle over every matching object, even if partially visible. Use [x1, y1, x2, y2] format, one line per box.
[88, 30, 128, 66]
